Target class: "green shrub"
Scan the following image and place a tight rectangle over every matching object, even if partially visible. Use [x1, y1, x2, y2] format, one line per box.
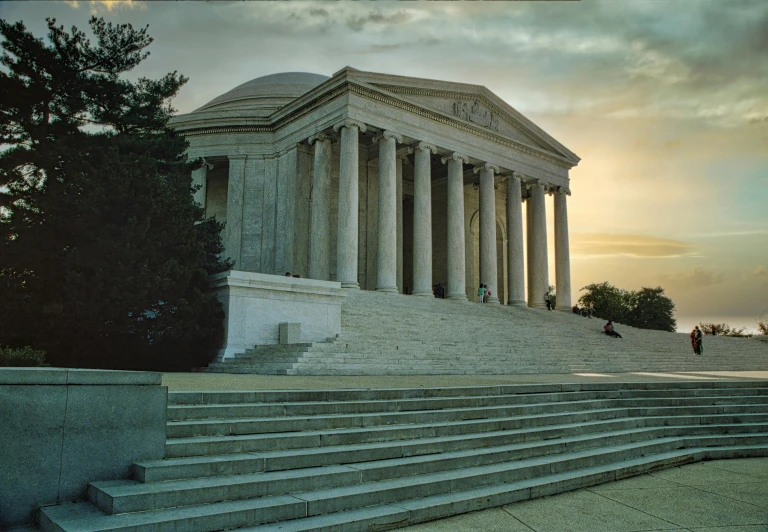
[0, 346, 49, 367]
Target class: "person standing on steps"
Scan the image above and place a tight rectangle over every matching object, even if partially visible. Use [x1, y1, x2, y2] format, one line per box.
[478, 284, 485, 303]
[544, 292, 552, 311]
[588, 301, 595, 318]
[693, 325, 703, 355]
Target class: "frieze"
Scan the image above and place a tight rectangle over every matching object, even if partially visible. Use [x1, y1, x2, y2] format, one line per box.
[452, 100, 500, 132]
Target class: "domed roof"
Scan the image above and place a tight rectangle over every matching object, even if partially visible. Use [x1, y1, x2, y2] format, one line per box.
[195, 72, 330, 115]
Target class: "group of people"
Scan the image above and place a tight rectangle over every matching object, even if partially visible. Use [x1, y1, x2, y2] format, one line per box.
[433, 283, 445, 298]
[690, 326, 703, 355]
[477, 284, 493, 303]
[572, 302, 594, 318]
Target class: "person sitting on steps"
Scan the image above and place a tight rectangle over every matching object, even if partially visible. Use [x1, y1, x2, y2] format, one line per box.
[604, 320, 622, 338]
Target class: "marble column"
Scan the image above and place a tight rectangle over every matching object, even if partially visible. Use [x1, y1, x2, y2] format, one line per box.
[477, 163, 500, 304]
[554, 186, 572, 310]
[376, 130, 401, 293]
[191, 158, 211, 213]
[225, 154, 247, 269]
[506, 172, 526, 306]
[395, 150, 410, 293]
[333, 119, 366, 289]
[526, 180, 549, 308]
[308, 132, 333, 281]
[443, 152, 469, 301]
[412, 141, 437, 297]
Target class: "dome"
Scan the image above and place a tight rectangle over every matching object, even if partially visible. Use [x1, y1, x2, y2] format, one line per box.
[195, 72, 330, 115]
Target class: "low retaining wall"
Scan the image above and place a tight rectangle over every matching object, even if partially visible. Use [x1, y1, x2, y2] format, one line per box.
[210, 270, 346, 360]
[0, 368, 166, 529]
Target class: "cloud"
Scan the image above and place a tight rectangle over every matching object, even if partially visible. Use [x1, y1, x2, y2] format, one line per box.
[751, 266, 768, 280]
[346, 10, 412, 32]
[570, 233, 696, 258]
[66, 0, 145, 12]
[657, 266, 726, 289]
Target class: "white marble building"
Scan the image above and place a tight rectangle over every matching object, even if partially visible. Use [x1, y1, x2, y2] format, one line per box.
[170, 68, 580, 311]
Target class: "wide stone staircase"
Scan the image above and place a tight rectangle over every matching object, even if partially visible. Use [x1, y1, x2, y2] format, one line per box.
[206, 289, 768, 375]
[39, 381, 768, 531]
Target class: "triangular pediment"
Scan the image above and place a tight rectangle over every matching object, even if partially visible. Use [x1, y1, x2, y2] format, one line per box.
[385, 91, 542, 147]
[338, 69, 579, 165]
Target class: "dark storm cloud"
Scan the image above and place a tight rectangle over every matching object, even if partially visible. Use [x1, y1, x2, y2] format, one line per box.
[345, 10, 411, 33]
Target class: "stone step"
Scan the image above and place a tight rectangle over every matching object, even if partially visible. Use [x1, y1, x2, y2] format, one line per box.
[164, 411, 768, 458]
[91, 432, 768, 515]
[166, 389, 768, 421]
[137, 421, 768, 483]
[42, 443, 768, 532]
[166, 382, 768, 405]
[241, 446, 768, 531]
[164, 398, 768, 438]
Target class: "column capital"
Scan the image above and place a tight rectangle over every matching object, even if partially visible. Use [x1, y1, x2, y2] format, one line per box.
[511, 171, 526, 182]
[333, 118, 367, 133]
[374, 130, 403, 144]
[198, 157, 214, 171]
[308, 131, 334, 145]
[473, 162, 500, 175]
[415, 141, 437, 154]
[441, 152, 469, 165]
[525, 179, 547, 191]
[396, 146, 413, 161]
[555, 186, 572, 196]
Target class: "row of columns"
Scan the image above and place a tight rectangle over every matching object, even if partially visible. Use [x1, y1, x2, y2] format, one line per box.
[306, 118, 572, 310]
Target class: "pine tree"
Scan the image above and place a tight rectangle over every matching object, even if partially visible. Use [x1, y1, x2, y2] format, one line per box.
[0, 17, 230, 370]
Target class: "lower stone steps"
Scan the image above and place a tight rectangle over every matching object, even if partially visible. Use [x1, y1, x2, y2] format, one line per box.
[37, 382, 768, 532]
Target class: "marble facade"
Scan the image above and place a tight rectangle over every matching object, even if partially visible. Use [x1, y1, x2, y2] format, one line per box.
[172, 68, 580, 310]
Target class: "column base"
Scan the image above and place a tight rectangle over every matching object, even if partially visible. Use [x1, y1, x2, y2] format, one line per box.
[412, 291, 433, 297]
[341, 282, 360, 290]
[508, 299, 527, 307]
[528, 302, 548, 309]
[447, 294, 468, 301]
[376, 287, 399, 294]
[555, 306, 572, 312]
[486, 297, 500, 304]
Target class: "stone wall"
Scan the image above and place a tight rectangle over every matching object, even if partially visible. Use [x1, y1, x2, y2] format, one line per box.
[210, 270, 346, 360]
[0, 368, 166, 529]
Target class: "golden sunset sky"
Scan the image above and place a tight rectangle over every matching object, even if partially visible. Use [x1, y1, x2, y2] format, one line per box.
[3, 0, 766, 332]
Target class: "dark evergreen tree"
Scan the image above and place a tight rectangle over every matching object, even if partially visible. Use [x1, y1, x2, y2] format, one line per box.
[579, 282, 677, 332]
[578, 282, 630, 323]
[0, 17, 230, 370]
[627, 287, 676, 332]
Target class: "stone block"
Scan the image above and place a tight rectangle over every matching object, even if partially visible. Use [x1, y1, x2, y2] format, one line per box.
[0, 369, 166, 529]
[59, 385, 167, 501]
[279, 323, 301, 345]
[0, 385, 66, 527]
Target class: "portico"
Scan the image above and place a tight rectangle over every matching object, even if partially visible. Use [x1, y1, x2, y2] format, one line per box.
[172, 68, 579, 310]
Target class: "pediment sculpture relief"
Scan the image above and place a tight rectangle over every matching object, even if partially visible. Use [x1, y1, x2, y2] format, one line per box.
[452, 100, 500, 132]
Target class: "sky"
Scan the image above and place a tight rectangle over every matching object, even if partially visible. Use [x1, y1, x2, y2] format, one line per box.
[2, 0, 767, 332]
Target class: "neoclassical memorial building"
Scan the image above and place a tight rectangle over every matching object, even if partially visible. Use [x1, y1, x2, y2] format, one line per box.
[170, 68, 580, 329]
